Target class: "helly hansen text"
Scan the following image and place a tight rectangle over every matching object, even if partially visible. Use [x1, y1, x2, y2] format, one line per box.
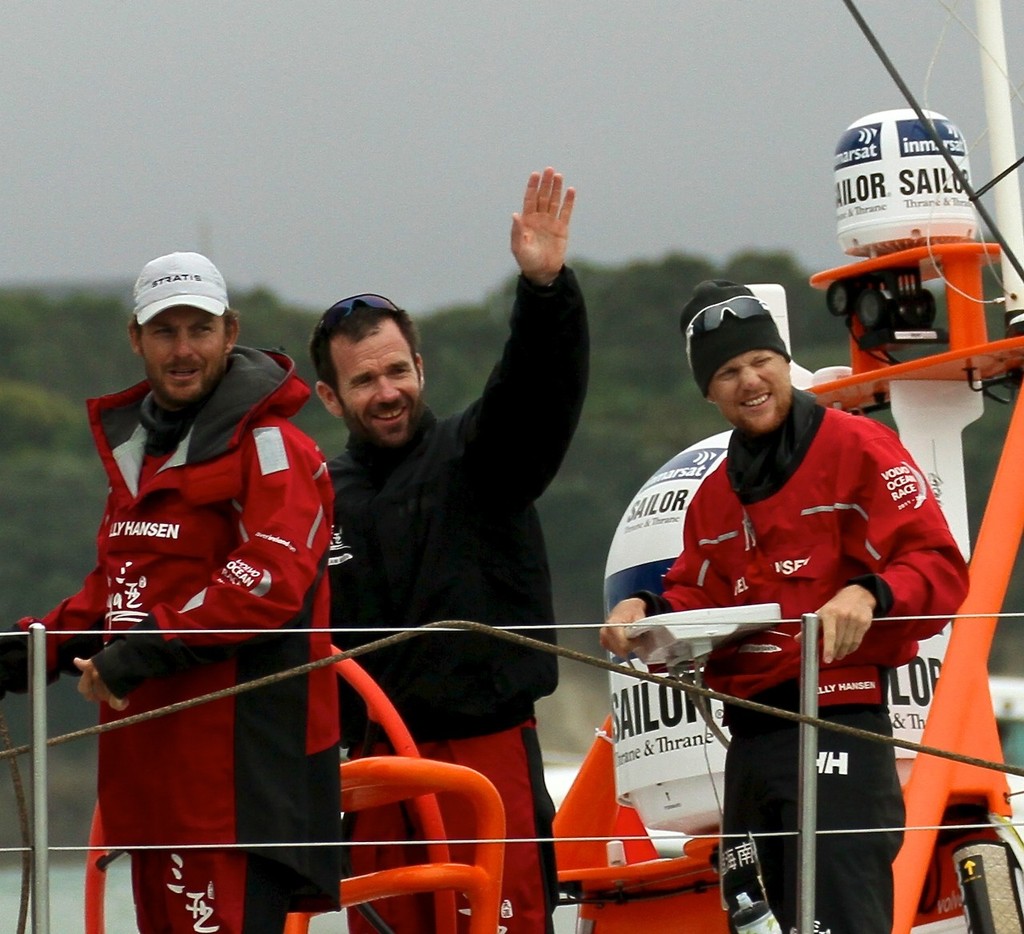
[109, 521, 181, 539]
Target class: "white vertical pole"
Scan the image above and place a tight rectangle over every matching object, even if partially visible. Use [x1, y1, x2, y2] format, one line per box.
[889, 380, 982, 561]
[975, 0, 1024, 327]
[29, 623, 50, 934]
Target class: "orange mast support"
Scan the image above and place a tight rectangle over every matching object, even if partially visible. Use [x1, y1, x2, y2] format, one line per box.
[811, 242, 1024, 933]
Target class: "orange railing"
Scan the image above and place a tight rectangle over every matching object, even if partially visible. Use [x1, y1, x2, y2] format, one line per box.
[84, 653, 506, 934]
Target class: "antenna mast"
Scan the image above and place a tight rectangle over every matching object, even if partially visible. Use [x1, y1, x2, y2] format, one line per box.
[975, 0, 1024, 329]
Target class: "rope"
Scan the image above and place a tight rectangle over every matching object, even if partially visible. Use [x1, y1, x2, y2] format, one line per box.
[3, 619, 1022, 787]
[0, 626, 421, 762]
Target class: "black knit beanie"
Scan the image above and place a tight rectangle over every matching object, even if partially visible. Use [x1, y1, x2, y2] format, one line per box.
[680, 279, 791, 396]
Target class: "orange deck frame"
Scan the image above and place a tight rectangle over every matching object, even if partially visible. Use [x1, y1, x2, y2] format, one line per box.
[84, 654, 506, 934]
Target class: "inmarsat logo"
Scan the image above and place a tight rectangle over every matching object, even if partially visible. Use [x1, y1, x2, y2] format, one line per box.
[897, 118, 968, 158]
[834, 123, 882, 168]
[644, 447, 723, 487]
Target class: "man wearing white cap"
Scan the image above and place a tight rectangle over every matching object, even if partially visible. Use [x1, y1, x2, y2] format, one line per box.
[1, 251, 342, 933]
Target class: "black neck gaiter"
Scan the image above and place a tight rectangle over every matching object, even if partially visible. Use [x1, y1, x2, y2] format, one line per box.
[725, 388, 824, 504]
[139, 395, 207, 457]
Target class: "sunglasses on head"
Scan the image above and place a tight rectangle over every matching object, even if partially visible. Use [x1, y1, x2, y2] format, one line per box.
[685, 295, 772, 340]
[316, 293, 399, 336]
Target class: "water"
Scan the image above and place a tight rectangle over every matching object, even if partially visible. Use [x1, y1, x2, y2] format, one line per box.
[0, 858, 580, 932]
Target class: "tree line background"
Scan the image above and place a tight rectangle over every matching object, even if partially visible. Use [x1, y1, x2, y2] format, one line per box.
[1, 249, 1021, 844]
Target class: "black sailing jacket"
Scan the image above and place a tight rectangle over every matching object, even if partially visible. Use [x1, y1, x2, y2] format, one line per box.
[327, 268, 588, 744]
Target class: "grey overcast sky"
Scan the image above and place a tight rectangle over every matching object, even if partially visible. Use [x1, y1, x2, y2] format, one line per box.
[2, 1, 1022, 314]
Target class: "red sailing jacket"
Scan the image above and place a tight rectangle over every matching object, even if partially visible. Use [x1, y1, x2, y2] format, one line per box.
[22, 347, 340, 899]
[660, 407, 969, 703]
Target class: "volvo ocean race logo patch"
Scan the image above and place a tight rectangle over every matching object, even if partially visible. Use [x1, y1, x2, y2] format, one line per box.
[881, 461, 928, 510]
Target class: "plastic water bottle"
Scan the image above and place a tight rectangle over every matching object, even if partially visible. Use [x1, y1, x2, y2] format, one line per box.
[732, 891, 782, 933]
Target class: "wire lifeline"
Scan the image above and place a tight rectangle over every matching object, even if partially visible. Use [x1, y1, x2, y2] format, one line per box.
[0, 624, 417, 762]
[6, 822, 1016, 859]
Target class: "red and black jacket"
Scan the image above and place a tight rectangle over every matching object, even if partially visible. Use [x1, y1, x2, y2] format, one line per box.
[659, 406, 969, 705]
[16, 347, 340, 903]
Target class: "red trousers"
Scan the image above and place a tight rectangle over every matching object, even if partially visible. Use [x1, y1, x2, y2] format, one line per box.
[347, 721, 557, 934]
[130, 849, 295, 934]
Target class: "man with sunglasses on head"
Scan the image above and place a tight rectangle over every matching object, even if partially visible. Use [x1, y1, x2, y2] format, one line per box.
[309, 167, 587, 934]
[600, 280, 968, 934]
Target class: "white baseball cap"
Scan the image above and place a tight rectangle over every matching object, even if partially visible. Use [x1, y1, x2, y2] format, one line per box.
[132, 251, 229, 325]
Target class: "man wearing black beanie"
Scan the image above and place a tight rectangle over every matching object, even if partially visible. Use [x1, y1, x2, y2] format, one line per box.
[602, 280, 968, 934]
[679, 279, 791, 398]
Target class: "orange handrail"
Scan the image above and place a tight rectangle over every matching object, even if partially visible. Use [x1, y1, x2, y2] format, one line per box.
[84, 654, 478, 934]
[283, 756, 505, 934]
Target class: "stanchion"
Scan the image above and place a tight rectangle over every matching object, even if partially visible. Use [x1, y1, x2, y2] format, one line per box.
[29, 623, 49, 934]
[796, 613, 819, 933]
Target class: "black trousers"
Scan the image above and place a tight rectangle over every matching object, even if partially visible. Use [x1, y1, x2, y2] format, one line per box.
[720, 706, 905, 934]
